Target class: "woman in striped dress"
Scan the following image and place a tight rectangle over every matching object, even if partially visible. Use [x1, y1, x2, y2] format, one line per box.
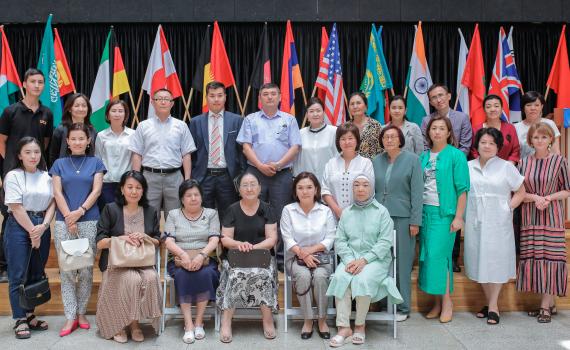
[517, 122, 570, 323]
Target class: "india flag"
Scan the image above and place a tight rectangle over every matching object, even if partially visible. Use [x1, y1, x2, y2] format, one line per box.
[90, 30, 111, 131]
[405, 22, 432, 126]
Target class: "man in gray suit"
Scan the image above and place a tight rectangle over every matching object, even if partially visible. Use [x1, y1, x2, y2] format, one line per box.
[420, 83, 472, 273]
[189, 81, 245, 220]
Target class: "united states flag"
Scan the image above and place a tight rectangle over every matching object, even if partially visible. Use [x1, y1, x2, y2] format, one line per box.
[488, 26, 523, 122]
[315, 23, 345, 126]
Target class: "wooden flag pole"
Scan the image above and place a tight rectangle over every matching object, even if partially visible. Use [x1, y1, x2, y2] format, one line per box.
[233, 85, 245, 116]
[403, 86, 408, 99]
[180, 93, 189, 122]
[311, 85, 318, 98]
[545, 86, 551, 101]
[131, 89, 144, 128]
[453, 94, 459, 110]
[300, 87, 308, 106]
[242, 86, 252, 116]
[127, 90, 138, 127]
[183, 88, 194, 123]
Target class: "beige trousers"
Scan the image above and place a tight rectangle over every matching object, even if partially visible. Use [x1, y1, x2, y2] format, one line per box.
[335, 286, 371, 327]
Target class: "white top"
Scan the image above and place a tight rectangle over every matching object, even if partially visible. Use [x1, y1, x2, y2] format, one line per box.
[293, 125, 338, 182]
[423, 151, 439, 206]
[280, 202, 336, 252]
[129, 115, 196, 168]
[464, 156, 524, 283]
[321, 154, 374, 210]
[207, 110, 227, 168]
[95, 127, 135, 183]
[514, 118, 560, 159]
[4, 169, 53, 212]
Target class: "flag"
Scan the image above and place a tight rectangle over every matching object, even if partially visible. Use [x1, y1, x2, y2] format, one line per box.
[315, 26, 329, 102]
[142, 25, 183, 118]
[360, 24, 392, 124]
[90, 30, 111, 131]
[280, 20, 304, 115]
[405, 22, 432, 126]
[0, 26, 22, 113]
[456, 28, 469, 114]
[249, 23, 271, 108]
[192, 25, 211, 112]
[488, 27, 523, 122]
[53, 28, 75, 97]
[546, 25, 570, 108]
[315, 23, 345, 126]
[461, 24, 486, 127]
[211, 22, 236, 88]
[37, 14, 62, 126]
[112, 34, 131, 99]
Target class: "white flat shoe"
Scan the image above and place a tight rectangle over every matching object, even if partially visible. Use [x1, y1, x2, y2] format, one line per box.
[194, 325, 205, 340]
[329, 334, 352, 347]
[183, 329, 195, 344]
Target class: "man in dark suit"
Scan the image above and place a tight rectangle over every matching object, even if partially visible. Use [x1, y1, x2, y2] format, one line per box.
[189, 81, 245, 220]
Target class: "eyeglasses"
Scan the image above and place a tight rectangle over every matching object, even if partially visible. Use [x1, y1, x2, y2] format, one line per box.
[429, 93, 447, 102]
[382, 135, 399, 140]
[240, 183, 259, 189]
[153, 98, 173, 103]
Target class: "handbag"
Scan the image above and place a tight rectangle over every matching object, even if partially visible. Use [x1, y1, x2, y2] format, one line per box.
[57, 238, 94, 272]
[227, 249, 271, 268]
[174, 249, 210, 267]
[108, 235, 156, 268]
[296, 251, 332, 267]
[19, 248, 51, 309]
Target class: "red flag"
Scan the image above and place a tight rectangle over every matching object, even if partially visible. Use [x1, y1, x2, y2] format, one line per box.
[0, 26, 22, 112]
[461, 24, 486, 128]
[211, 21, 236, 88]
[53, 28, 75, 96]
[280, 20, 304, 115]
[547, 25, 570, 108]
[315, 26, 329, 102]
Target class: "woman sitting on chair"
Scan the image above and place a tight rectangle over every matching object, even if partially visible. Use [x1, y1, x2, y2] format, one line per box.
[327, 173, 403, 347]
[95, 171, 162, 343]
[163, 180, 221, 344]
[281, 171, 336, 340]
[216, 172, 278, 343]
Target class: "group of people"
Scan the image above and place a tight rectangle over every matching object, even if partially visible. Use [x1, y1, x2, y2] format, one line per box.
[0, 67, 568, 347]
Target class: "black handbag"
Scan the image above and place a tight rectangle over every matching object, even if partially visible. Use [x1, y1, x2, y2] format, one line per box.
[227, 249, 271, 268]
[296, 251, 332, 267]
[18, 248, 51, 310]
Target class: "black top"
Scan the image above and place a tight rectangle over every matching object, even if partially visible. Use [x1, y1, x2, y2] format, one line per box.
[95, 202, 160, 272]
[49, 124, 97, 166]
[222, 200, 276, 247]
[0, 101, 53, 177]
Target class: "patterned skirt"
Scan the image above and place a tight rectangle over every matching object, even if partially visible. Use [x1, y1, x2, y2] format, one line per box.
[216, 258, 278, 312]
[96, 267, 163, 339]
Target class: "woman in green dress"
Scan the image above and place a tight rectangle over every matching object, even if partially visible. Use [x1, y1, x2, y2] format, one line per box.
[419, 116, 469, 323]
[327, 173, 403, 347]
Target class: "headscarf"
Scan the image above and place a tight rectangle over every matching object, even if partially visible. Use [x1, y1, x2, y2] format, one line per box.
[352, 173, 375, 208]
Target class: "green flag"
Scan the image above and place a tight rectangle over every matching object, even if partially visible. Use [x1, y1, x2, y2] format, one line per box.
[90, 30, 111, 131]
[360, 24, 392, 124]
[37, 14, 62, 126]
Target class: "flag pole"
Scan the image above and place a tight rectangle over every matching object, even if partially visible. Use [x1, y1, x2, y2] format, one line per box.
[344, 87, 352, 120]
[127, 90, 138, 127]
[311, 85, 318, 98]
[232, 85, 245, 116]
[242, 85, 252, 116]
[131, 89, 144, 128]
[545, 86, 551, 101]
[180, 93, 190, 122]
[403, 86, 408, 99]
[183, 88, 194, 122]
[300, 87, 308, 106]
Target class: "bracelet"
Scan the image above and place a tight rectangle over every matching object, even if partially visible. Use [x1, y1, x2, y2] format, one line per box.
[43, 222, 49, 229]
[199, 252, 208, 259]
[80, 205, 88, 214]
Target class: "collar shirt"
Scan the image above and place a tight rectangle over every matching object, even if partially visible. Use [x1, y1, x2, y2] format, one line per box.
[207, 110, 226, 168]
[280, 202, 336, 252]
[95, 127, 135, 182]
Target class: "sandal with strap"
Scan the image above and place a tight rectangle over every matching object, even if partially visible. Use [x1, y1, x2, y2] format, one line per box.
[26, 314, 48, 331]
[352, 332, 366, 345]
[487, 311, 500, 325]
[476, 306, 489, 319]
[537, 308, 552, 323]
[550, 305, 558, 316]
[14, 319, 31, 339]
[329, 334, 352, 348]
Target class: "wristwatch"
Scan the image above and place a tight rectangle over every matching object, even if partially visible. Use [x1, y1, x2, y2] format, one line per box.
[199, 251, 208, 259]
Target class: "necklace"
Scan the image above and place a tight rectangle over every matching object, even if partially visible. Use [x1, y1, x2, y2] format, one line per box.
[309, 124, 326, 133]
[181, 208, 203, 222]
[69, 156, 87, 174]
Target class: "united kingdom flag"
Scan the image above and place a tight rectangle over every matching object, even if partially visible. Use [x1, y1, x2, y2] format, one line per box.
[315, 23, 346, 126]
[488, 27, 523, 122]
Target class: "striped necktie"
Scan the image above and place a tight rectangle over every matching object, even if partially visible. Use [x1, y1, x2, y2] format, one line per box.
[209, 114, 222, 166]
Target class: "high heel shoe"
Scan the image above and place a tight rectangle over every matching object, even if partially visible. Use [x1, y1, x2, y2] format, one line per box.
[59, 319, 79, 337]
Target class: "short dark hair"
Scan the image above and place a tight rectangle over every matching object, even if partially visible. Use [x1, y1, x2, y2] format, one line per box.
[23, 68, 44, 82]
[206, 81, 226, 94]
[178, 179, 203, 206]
[483, 94, 503, 108]
[11, 137, 47, 172]
[115, 170, 149, 207]
[521, 91, 546, 120]
[153, 88, 173, 98]
[105, 99, 130, 126]
[349, 91, 368, 107]
[292, 172, 321, 203]
[379, 125, 406, 149]
[473, 127, 504, 152]
[62, 93, 93, 128]
[335, 122, 361, 152]
[66, 122, 91, 139]
[427, 84, 450, 97]
[259, 83, 280, 93]
[425, 116, 457, 148]
[305, 97, 324, 111]
[235, 171, 261, 194]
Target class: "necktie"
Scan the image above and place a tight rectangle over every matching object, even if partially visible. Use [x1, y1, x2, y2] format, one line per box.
[210, 114, 222, 166]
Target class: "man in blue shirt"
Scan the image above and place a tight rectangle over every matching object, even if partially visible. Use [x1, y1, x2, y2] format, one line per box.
[237, 83, 301, 269]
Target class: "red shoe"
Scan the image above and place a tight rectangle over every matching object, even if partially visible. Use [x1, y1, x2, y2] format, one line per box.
[59, 319, 78, 337]
[78, 321, 90, 330]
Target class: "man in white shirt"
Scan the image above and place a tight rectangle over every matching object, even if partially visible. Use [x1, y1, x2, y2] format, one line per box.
[129, 88, 196, 218]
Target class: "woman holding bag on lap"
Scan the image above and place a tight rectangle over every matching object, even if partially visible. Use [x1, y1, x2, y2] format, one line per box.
[4, 137, 55, 339]
[50, 122, 105, 337]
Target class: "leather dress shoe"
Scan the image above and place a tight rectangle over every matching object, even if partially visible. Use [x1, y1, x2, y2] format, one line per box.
[301, 331, 313, 339]
[452, 261, 461, 273]
[317, 329, 330, 339]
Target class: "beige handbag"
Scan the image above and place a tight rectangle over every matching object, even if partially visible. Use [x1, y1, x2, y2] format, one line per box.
[57, 238, 94, 272]
[108, 235, 156, 268]
[174, 249, 210, 268]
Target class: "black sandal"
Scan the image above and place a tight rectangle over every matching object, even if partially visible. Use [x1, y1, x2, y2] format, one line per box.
[26, 314, 48, 331]
[13, 319, 31, 339]
[537, 308, 551, 323]
[527, 309, 540, 317]
[476, 306, 489, 319]
[487, 311, 500, 325]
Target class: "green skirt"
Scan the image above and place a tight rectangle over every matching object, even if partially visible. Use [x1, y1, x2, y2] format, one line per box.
[418, 205, 455, 295]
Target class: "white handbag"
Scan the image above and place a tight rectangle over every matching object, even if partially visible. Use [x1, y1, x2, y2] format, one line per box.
[57, 238, 95, 272]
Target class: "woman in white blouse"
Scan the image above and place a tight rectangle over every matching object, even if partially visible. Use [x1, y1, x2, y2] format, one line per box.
[4, 137, 55, 339]
[281, 171, 336, 340]
[322, 123, 374, 219]
[293, 98, 338, 182]
[94, 100, 134, 207]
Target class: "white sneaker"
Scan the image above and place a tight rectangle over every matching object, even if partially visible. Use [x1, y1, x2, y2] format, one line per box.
[194, 325, 205, 340]
[183, 329, 195, 344]
[396, 313, 409, 322]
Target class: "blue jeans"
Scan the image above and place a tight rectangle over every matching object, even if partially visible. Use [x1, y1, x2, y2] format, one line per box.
[3, 213, 51, 319]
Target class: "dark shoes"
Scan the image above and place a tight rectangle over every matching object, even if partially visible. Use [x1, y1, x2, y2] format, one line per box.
[452, 261, 461, 273]
[301, 323, 330, 340]
[317, 328, 330, 339]
[301, 331, 313, 339]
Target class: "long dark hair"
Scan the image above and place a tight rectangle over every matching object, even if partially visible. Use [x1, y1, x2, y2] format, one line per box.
[10, 136, 47, 172]
[114, 170, 149, 208]
[62, 93, 93, 129]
